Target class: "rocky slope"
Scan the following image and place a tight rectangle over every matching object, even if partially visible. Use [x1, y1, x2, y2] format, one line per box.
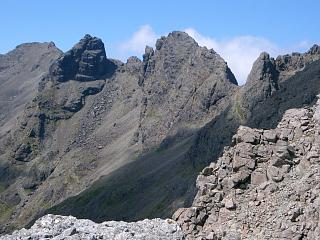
[0, 31, 319, 235]
[0, 214, 184, 240]
[3, 82, 320, 240]
[174, 95, 320, 239]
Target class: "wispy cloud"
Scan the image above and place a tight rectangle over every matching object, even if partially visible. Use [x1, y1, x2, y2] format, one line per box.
[184, 28, 282, 85]
[295, 40, 311, 49]
[117, 25, 311, 85]
[119, 25, 158, 59]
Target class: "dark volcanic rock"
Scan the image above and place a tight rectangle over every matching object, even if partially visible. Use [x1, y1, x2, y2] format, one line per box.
[49, 34, 111, 82]
[42, 31, 239, 227]
[137, 31, 238, 149]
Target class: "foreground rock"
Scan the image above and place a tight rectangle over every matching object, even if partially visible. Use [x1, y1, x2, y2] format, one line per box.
[174, 97, 320, 239]
[0, 214, 184, 240]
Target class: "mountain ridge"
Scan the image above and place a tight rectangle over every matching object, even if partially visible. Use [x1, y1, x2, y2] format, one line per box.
[0, 31, 319, 235]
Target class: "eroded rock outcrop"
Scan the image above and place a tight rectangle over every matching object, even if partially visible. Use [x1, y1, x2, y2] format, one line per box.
[174, 96, 320, 239]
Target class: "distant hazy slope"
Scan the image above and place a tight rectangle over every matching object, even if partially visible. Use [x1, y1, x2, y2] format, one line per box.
[0, 42, 61, 136]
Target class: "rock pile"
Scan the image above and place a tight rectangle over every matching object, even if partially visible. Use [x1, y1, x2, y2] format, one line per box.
[0, 214, 184, 240]
[174, 97, 320, 239]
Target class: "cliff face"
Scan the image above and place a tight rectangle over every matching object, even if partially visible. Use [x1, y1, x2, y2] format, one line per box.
[0, 31, 320, 235]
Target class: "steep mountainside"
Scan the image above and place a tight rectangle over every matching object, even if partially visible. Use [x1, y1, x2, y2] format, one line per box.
[0, 32, 319, 235]
[174, 95, 320, 240]
[0, 32, 238, 232]
[3, 88, 320, 240]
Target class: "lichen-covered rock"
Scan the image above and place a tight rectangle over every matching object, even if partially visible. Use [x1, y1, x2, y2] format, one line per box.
[0, 214, 184, 240]
[174, 96, 320, 239]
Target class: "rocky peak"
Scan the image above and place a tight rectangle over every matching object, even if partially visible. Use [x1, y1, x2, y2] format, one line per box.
[135, 31, 238, 149]
[144, 31, 237, 85]
[50, 34, 109, 82]
[242, 52, 279, 110]
[155, 31, 198, 51]
[307, 44, 320, 55]
[246, 44, 320, 89]
[7, 35, 116, 163]
[126, 56, 142, 74]
[275, 44, 320, 81]
[246, 52, 278, 88]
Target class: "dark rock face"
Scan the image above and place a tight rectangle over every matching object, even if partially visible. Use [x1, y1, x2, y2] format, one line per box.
[0, 35, 119, 233]
[245, 52, 279, 102]
[137, 31, 238, 149]
[50, 42, 320, 233]
[174, 97, 320, 240]
[50, 34, 110, 82]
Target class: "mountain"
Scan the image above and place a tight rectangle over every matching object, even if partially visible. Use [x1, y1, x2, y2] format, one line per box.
[0, 32, 238, 232]
[0, 32, 319, 235]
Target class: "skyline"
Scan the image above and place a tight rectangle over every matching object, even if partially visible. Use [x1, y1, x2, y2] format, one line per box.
[1, 0, 319, 84]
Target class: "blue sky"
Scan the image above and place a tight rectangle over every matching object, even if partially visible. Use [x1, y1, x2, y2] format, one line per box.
[1, 0, 319, 84]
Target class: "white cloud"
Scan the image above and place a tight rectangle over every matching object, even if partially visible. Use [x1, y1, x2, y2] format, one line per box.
[185, 28, 281, 85]
[117, 25, 311, 85]
[295, 40, 311, 49]
[119, 25, 158, 59]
